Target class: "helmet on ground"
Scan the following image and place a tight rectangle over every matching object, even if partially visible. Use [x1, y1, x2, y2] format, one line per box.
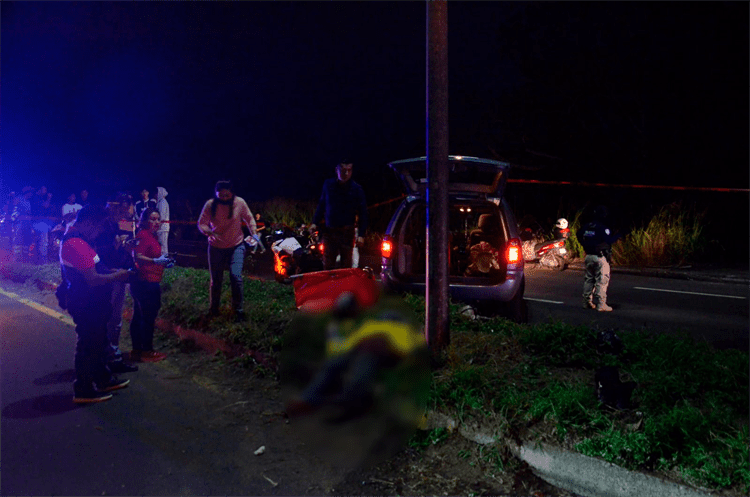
[555, 218, 568, 229]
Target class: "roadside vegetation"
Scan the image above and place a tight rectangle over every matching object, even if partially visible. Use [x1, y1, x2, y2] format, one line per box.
[561, 202, 709, 267]
[4, 261, 745, 494]
[0, 201, 743, 494]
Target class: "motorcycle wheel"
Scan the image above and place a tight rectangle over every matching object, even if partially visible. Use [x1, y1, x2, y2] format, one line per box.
[555, 254, 568, 271]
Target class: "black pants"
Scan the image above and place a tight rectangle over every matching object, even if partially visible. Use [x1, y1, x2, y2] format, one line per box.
[69, 300, 113, 391]
[130, 280, 162, 351]
[322, 226, 355, 270]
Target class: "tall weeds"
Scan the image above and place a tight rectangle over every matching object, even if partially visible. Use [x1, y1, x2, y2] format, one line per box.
[611, 203, 707, 267]
[252, 197, 317, 228]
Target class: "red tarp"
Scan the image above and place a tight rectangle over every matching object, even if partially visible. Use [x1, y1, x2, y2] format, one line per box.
[293, 268, 381, 312]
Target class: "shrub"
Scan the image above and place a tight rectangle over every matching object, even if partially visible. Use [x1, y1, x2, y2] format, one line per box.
[611, 203, 708, 267]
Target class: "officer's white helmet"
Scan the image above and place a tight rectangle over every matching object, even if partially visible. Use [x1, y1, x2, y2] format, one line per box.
[555, 218, 568, 229]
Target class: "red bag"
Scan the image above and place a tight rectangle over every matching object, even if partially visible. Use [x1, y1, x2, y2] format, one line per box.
[293, 268, 381, 312]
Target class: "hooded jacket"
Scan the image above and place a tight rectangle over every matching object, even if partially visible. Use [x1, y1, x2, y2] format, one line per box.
[155, 187, 170, 233]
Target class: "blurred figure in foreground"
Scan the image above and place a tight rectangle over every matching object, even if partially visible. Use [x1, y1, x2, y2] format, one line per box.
[282, 281, 430, 469]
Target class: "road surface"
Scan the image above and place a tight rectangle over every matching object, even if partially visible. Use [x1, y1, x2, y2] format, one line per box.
[524, 266, 749, 350]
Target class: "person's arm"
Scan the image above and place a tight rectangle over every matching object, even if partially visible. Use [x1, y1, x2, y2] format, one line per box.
[80, 265, 130, 286]
[157, 200, 169, 230]
[311, 182, 327, 228]
[244, 203, 258, 235]
[197, 200, 214, 235]
[355, 185, 369, 236]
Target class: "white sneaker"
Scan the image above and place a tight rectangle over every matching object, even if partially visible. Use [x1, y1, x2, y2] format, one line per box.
[597, 304, 613, 312]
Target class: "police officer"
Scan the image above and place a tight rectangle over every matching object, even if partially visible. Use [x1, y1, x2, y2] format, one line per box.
[576, 205, 621, 312]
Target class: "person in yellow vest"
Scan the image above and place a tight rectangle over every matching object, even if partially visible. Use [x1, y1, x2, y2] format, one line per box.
[285, 292, 429, 422]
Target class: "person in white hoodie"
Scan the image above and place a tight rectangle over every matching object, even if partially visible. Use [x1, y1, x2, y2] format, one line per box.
[155, 187, 170, 256]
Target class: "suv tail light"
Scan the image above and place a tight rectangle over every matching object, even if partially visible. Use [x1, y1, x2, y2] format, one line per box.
[506, 238, 521, 264]
[381, 236, 393, 259]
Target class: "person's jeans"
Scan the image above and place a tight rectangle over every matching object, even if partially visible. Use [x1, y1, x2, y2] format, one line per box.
[156, 231, 169, 256]
[106, 280, 127, 361]
[130, 280, 162, 351]
[208, 243, 246, 313]
[583, 254, 611, 306]
[33, 227, 49, 262]
[69, 300, 113, 392]
[322, 226, 355, 270]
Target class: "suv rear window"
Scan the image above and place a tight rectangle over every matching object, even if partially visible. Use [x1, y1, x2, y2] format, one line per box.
[393, 200, 510, 282]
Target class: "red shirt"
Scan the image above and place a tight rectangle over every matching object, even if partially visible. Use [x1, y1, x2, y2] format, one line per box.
[133, 229, 165, 283]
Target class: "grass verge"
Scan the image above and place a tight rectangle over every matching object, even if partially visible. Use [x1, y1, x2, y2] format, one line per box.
[2, 262, 747, 494]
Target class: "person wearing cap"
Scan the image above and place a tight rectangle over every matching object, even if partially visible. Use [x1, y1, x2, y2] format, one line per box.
[197, 180, 257, 322]
[576, 205, 621, 312]
[311, 160, 368, 270]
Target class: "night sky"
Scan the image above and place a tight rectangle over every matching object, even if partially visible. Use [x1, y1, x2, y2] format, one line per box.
[2, 2, 748, 213]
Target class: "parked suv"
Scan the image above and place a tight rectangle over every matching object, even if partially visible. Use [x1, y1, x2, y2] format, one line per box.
[380, 156, 525, 321]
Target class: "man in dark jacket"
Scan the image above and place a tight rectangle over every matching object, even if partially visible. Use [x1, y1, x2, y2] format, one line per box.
[311, 161, 369, 270]
[576, 205, 621, 312]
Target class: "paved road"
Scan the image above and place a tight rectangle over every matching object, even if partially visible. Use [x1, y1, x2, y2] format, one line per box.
[524, 265, 749, 350]
[0, 291, 343, 496]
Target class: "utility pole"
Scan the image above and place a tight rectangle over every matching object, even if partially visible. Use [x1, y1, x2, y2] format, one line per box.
[426, 0, 450, 352]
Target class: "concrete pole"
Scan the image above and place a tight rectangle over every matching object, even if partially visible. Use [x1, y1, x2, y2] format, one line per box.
[426, 0, 450, 352]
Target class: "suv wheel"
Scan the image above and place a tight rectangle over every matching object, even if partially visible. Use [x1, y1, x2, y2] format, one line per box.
[505, 279, 527, 323]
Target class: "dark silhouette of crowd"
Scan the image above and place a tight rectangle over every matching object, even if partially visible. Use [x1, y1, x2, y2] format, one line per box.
[1, 185, 171, 265]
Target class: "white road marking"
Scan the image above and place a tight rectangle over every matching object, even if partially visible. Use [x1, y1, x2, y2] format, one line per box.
[525, 297, 565, 304]
[633, 287, 747, 300]
[0, 287, 75, 326]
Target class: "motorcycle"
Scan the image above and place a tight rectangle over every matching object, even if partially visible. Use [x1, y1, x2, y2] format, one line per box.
[271, 225, 325, 283]
[520, 218, 570, 271]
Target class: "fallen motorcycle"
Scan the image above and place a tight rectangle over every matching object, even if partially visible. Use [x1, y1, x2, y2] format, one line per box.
[271, 226, 325, 284]
[520, 218, 570, 271]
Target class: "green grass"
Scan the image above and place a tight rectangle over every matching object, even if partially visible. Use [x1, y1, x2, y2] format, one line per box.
[408, 295, 749, 493]
[1, 259, 746, 493]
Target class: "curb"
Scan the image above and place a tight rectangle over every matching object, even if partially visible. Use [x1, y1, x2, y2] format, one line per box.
[422, 410, 714, 497]
[121, 307, 278, 372]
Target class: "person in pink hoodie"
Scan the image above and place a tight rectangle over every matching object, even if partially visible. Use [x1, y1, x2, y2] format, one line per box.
[197, 180, 257, 322]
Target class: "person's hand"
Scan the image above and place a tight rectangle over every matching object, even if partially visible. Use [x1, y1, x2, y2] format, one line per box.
[356, 236, 365, 248]
[153, 255, 171, 266]
[113, 269, 131, 282]
[206, 230, 222, 243]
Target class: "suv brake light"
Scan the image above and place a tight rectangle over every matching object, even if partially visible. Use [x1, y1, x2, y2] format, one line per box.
[506, 238, 521, 264]
[381, 236, 393, 259]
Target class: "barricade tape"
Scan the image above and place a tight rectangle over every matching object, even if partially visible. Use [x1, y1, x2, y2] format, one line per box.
[507, 179, 749, 193]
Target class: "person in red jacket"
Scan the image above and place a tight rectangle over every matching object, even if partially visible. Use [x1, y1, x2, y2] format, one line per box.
[129, 208, 172, 363]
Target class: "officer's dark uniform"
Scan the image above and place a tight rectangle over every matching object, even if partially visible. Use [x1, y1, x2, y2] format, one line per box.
[576, 207, 620, 311]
